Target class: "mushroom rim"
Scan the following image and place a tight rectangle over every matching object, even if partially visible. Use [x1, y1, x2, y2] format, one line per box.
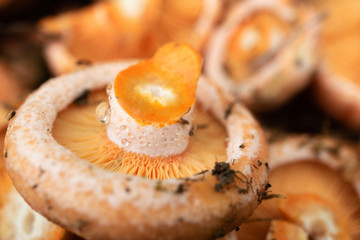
[4, 61, 268, 239]
[314, 62, 360, 129]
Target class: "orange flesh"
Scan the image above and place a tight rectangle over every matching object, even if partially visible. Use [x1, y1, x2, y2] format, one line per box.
[224, 11, 290, 81]
[114, 43, 202, 125]
[232, 161, 360, 239]
[52, 94, 227, 180]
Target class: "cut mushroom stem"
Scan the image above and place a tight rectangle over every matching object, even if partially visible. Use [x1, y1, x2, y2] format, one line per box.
[106, 42, 202, 157]
[266, 220, 307, 240]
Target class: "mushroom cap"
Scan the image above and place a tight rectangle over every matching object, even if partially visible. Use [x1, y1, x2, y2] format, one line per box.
[224, 133, 360, 240]
[4, 61, 268, 239]
[205, 0, 320, 111]
[39, 0, 221, 76]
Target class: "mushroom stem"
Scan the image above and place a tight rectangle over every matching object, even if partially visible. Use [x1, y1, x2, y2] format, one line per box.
[106, 89, 195, 157]
[105, 42, 202, 157]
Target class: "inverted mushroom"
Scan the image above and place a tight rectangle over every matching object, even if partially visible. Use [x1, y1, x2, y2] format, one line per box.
[224, 133, 360, 240]
[311, 0, 360, 129]
[4, 43, 268, 239]
[205, 0, 320, 111]
[38, 0, 221, 76]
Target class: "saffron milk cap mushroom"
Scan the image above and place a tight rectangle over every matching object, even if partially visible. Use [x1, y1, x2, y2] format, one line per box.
[205, 0, 320, 111]
[4, 43, 268, 239]
[38, 0, 162, 75]
[311, 0, 360, 129]
[223, 133, 360, 240]
[38, 0, 221, 76]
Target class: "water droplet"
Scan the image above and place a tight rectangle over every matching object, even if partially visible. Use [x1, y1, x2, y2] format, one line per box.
[161, 137, 167, 142]
[120, 125, 128, 132]
[146, 142, 152, 148]
[126, 117, 131, 123]
[106, 84, 113, 95]
[96, 102, 110, 124]
[121, 138, 129, 147]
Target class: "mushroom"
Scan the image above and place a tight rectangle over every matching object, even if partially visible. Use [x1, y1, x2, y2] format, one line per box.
[223, 133, 360, 240]
[0, 130, 69, 240]
[154, 0, 221, 52]
[38, 0, 221, 75]
[204, 0, 320, 112]
[38, 0, 162, 75]
[311, 0, 360, 129]
[4, 43, 268, 239]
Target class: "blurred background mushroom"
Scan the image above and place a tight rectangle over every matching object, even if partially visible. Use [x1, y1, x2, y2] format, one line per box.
[204, 0, 320, 112]
[222, 133, 360, 240]
[38, 0, 221, 75]
[308, 0, 360, 129]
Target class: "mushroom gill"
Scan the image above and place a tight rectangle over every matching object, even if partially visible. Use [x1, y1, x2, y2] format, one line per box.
[205, 0, 320, 112]
[53, 96, 227, 180]
[224, 161, 360, 240]
[224, 10, 290, 82]
[311, 0, 360, 128]
[38, 0, 220, 75]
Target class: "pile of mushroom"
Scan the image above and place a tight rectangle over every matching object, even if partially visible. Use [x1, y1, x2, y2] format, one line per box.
[2, 0, 360, 239]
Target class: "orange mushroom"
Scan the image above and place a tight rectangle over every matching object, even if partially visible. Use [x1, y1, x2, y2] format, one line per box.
[39, 0, 221, 75]
[311, 0, 360, 129]
[223, 134, 360, 240]
[205, 0, 320, 111]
